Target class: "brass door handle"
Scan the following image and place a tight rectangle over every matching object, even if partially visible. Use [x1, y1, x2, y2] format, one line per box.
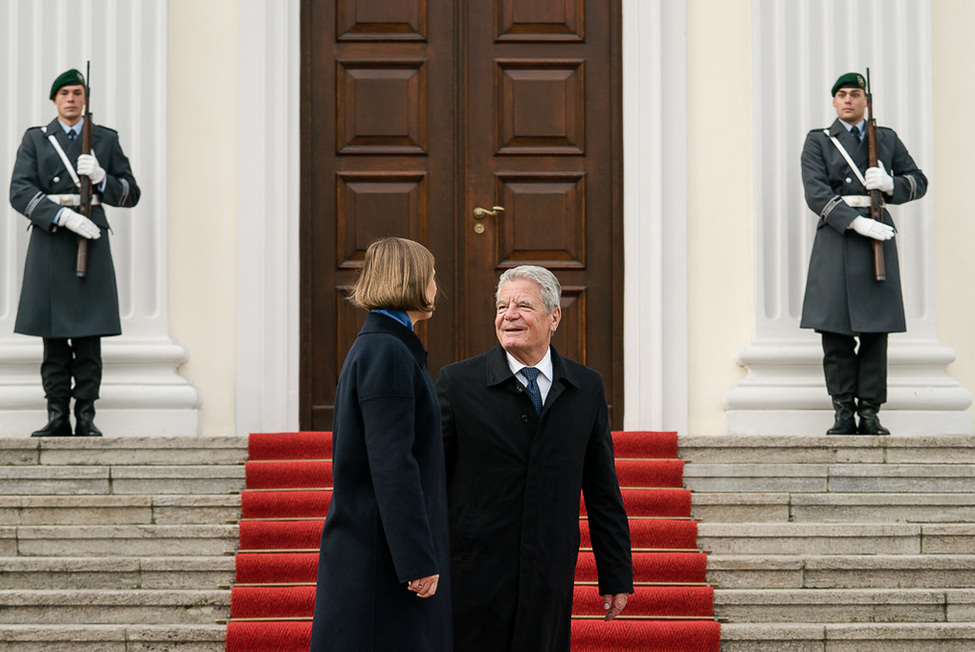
[473, 205, 505, 219]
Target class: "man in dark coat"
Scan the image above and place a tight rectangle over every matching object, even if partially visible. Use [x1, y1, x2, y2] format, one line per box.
[800, 72, 927, 435]
[9, 68, 140, 437]
[435, 265, 633, 652]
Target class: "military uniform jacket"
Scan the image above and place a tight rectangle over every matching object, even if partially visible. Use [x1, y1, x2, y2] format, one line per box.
[799, 119, 927, 335]
[10, 118, 140, 338]
[435, 345, 633, 652]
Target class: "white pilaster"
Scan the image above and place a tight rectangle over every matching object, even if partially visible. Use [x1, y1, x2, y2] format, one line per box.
[0, 0, 199, 435]
[622, 0, 689, 433]
[726, 0, 972, 434]
[235, 0, 302, 436]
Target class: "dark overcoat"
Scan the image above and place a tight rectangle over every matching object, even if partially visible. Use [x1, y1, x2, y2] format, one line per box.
[435, 345, 633, 652]
[10, 118, 140, 339]
[800, 118, 927, 335]
[310, 312, 453, 652]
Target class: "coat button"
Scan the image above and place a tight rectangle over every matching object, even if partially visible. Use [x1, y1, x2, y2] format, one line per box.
[53, 176, 60, 183]
[521, 414, 529, 423]
[845, 177, 852, 184]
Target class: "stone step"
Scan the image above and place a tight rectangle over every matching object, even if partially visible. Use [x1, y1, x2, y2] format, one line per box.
[692, 492, 975, 524]
[0, 437, 247, 467]
[0, 624, 225, 652]
[679, 435, 975, 465]
[709, 554, 975, 590]
[0, 556, 235, 590]
[0, 466, 245, 496]
[697, 523, 975, 555]
[0, 495, 240, 526]
[0, 524, 238, 557]
[714, 588, 975, 623]
[719, 622, 975, 652]
[683, 462, 975, 493]
[0, 590, 229, 625]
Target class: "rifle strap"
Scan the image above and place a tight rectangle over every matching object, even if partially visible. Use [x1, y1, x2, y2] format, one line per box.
[46, 133, 82, 189]
[823, 129, 867, 187]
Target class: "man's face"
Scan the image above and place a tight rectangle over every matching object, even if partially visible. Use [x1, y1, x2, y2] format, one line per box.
[495, 278, 561, 366]
[832, 87, 866, 125]
[53, 85, 85, 125]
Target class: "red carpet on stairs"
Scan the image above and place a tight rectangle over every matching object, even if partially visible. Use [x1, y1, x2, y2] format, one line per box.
[225, 431, 721, 651]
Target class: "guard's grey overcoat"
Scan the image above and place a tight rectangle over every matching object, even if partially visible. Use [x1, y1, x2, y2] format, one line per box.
[800, 119, 927, 335]
[435, 345, 633, 652]
[310, 312, 453, 652]
[10, 118, 140, 338]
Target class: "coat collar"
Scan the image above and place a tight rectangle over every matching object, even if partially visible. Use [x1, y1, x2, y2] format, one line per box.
[830, 118, 864, 149]
[485, 343, 580, 392]
[360, 311, 428, 365]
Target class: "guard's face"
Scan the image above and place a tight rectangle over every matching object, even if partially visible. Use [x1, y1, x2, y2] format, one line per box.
[495, 279, 561, 366]
[53, 85, 85, 125]
[833, 88, 866, 125]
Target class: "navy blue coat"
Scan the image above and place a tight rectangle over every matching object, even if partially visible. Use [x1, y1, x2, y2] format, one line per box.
[435, 345, 632, 652]
[310, 312, 453, 652]
[800, 119, 927, 335]
[10, 118, 140, 338]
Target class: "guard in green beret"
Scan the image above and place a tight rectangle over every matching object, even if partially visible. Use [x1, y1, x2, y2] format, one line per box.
[9, 68, 141, 437]
[799, 72, 927, 435]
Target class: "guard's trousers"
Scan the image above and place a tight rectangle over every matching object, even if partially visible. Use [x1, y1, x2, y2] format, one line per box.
[821, 331, 887, 404]
[41, 337, 102, 401]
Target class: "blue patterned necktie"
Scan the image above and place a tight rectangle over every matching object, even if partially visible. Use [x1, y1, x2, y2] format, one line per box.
[521, 367, 543, 415]
[67, 130, 77, 141]
[851, 125, 861, 143]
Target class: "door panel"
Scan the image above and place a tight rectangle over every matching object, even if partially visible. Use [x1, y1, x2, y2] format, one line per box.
[301, 0, 622, 429]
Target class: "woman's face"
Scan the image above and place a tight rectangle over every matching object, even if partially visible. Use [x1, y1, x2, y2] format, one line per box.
[412, 270, 437, 322]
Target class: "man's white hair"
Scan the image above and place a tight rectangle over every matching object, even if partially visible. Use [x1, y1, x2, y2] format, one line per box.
[496, 265, 561, 313]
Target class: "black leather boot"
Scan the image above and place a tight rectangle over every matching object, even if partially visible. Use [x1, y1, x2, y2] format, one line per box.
[74, 399, 103, 437]
[857, 401, 890, 435]
[826, 395, 857, 435]
[31, 399, 73, 437]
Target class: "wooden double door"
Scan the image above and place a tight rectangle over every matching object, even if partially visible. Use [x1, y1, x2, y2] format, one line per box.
[300, 0, 623, 429]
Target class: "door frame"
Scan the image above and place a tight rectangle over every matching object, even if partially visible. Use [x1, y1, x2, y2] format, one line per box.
[234, 0, 688, 435]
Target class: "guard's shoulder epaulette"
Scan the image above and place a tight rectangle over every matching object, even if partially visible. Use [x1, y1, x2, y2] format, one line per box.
[92, 124, 119, 135]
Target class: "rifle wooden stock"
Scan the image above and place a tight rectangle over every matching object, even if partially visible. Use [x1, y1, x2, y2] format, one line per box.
[865, 69, 885, 282]
[77, 63, 92, 278]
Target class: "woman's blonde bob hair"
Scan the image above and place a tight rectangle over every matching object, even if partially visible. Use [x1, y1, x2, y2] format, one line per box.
[350, 237, 436, 312]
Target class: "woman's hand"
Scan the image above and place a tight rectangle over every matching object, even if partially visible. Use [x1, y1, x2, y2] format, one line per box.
[407, 574, 439, 598]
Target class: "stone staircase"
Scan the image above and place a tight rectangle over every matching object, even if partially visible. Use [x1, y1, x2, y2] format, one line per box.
[681, 435, 975, 651]
[0, 437, 247, 651]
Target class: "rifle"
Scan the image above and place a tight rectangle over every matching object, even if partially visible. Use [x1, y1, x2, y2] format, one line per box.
[77, 61, 92, 278]
[865, 68, 885, 282]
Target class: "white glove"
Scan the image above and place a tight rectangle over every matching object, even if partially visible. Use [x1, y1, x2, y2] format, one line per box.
[58, 208, 101, 240]
[76, 153, 106, 185]
[850, 216, 894, 241]
[864, 161, 894, 194]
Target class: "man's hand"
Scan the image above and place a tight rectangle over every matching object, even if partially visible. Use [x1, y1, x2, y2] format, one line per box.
[59, 209, 101, 240]
[864, 161, 894, 194]
[407, 574, 439, 598]
[850, 216, 894, 241]
[77, 153, 106, 184]
[602, 593, 629, 621]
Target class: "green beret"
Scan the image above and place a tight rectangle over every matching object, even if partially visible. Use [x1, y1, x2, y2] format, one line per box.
[50, 69, 86, 100]
[831, 72, 866, 96]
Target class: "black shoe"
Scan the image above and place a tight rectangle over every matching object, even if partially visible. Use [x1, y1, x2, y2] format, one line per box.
[857, 401, 890, 435]
[31, 399, 73, 437]
[74, 399, 103, 437]
[826, 395, 857, 435]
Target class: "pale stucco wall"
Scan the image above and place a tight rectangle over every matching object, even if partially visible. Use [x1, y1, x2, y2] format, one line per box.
[686, 0, 753, 435]
[932, 0, 975, 425]
[169, 0, 238, 436]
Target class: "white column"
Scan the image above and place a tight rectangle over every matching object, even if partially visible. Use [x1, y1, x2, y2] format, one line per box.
[622, 0, 689, 433]
[726, 0, 972, 434]
[0, 0, 199, 435]
[235, 0, 302, 436]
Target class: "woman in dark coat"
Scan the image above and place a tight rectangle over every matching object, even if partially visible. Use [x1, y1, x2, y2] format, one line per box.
[309, 237, 452, 652]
